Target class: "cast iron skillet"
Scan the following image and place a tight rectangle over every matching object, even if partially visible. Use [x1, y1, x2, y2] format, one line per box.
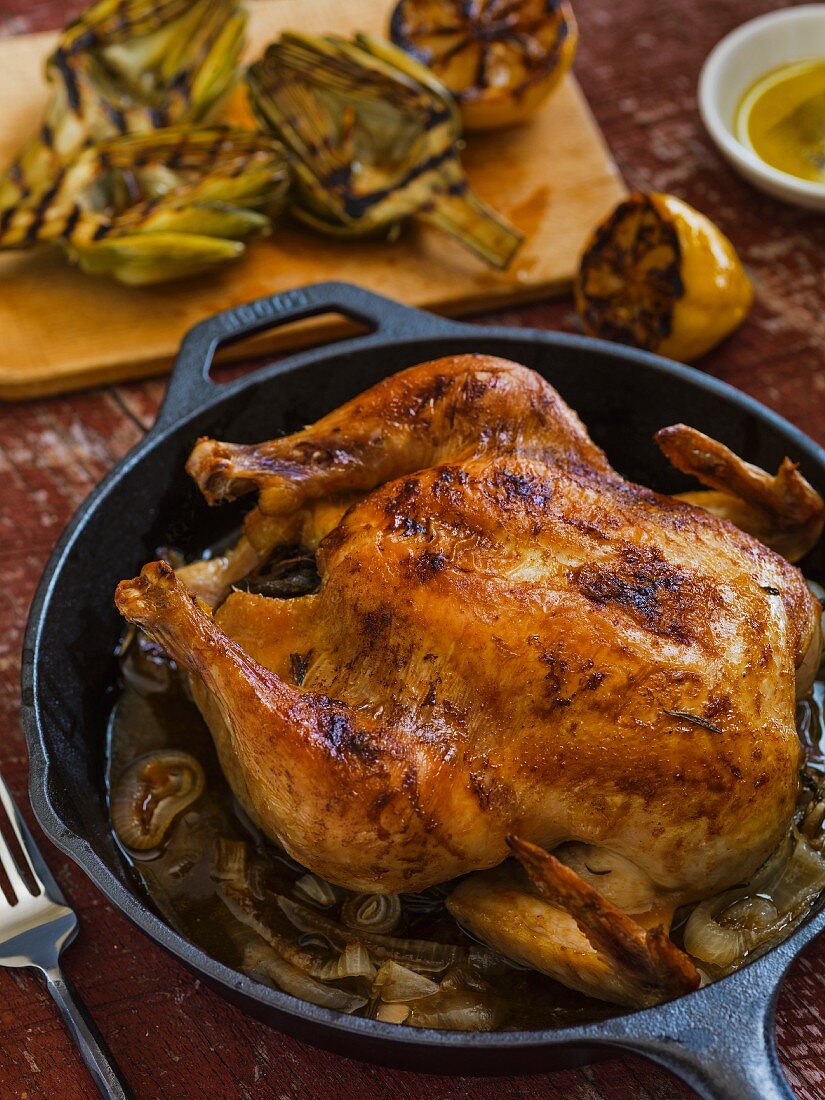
[21, 282, 825, 1099]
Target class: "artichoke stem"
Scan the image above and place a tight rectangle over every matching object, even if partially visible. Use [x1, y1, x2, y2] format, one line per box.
[420, 185, 523, 270]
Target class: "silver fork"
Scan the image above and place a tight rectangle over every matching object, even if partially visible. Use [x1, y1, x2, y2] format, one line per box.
[0, 773, 131, 1099]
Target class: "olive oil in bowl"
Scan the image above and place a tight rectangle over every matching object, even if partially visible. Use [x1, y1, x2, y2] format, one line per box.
[736, 59, 825, 183]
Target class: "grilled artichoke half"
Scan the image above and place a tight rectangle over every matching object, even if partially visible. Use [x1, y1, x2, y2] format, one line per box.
[247, 32, 523, 269]
[0, 127, 290, 285]
[0, 0, 246, 208]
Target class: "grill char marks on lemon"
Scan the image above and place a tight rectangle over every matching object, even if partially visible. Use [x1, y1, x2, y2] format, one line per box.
[575, 192, 753, 363]
[390, 0, 578, 131]
[576, 193, 683, 353]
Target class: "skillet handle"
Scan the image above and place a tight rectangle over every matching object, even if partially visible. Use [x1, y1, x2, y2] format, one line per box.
[153, 281, 460, 432]
[599, 944, 797, 1099]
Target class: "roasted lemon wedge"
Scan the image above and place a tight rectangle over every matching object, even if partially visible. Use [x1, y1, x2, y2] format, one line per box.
[575, 192, 753, 362]
[390, 0, 578, 132]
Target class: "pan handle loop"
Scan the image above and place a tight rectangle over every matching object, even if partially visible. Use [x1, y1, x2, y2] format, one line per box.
[152, 281, 460, 432]
[597, 942, 798, 1100]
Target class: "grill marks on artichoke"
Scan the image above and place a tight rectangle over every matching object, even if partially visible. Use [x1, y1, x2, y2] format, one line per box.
[576, 194, 685, 352]
[0, 0, 246, 210]
[2, 7, 524, 278]
[0, 128, 289, 250]
[63, 0, 200, 48]
[247, 32, 522, 268]
[253, 49, 452, 221]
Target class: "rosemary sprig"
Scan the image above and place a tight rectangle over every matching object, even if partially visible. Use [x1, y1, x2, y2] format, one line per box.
[664, 710, 723, 734]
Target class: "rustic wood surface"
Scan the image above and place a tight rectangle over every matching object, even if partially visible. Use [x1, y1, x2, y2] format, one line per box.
[0, 1, 823, 1098]
[0, 0, 625, 400]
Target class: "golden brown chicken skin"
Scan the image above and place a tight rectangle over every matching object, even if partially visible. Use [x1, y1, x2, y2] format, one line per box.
[116, 355, 821, 917]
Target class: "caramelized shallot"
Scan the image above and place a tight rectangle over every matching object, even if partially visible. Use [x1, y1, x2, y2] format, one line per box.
[373, 961, 439, 1003]
[293, 873, 338, 908]
[212, 837, 249, 881]
[242, 941, 367, 1014]
[277, 896, 463, 973]
[341, 893, 402, 934]
[111, 750, 204, 851]
[684, 833, 825, 970]
[318, 943, 376, 982]
[218, 881, 334, 979]
[408, 984, 503, 1031]
[376, 1003, 411, 1025]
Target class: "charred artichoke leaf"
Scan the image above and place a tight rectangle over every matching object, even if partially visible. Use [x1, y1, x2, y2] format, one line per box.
[247, 32, 522, 269]
[1, 126, 290, 286]
[65, 232, 246, 286]
[0, 0, 246, 208]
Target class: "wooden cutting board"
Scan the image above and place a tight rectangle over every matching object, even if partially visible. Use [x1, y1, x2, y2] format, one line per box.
[0, 0, 626, 400]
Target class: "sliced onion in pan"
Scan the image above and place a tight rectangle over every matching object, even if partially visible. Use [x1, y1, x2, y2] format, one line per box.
[111, 750, 204, 851]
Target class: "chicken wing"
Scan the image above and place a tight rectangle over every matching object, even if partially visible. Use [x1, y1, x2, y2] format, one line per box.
[656, 423, 825, 563]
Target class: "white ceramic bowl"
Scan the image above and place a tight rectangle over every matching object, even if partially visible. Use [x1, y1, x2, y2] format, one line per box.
[698, 4, 825, 210]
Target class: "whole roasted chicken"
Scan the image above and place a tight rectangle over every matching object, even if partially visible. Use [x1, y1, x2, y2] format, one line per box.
[116, 355, 824, 1008]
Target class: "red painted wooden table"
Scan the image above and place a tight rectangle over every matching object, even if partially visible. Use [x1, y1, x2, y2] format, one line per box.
[0, 1, 823, 1097]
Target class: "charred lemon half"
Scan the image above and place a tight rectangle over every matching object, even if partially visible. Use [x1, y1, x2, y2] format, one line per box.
[390, 0, 578, 132]
[575, 192, 753, 362]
